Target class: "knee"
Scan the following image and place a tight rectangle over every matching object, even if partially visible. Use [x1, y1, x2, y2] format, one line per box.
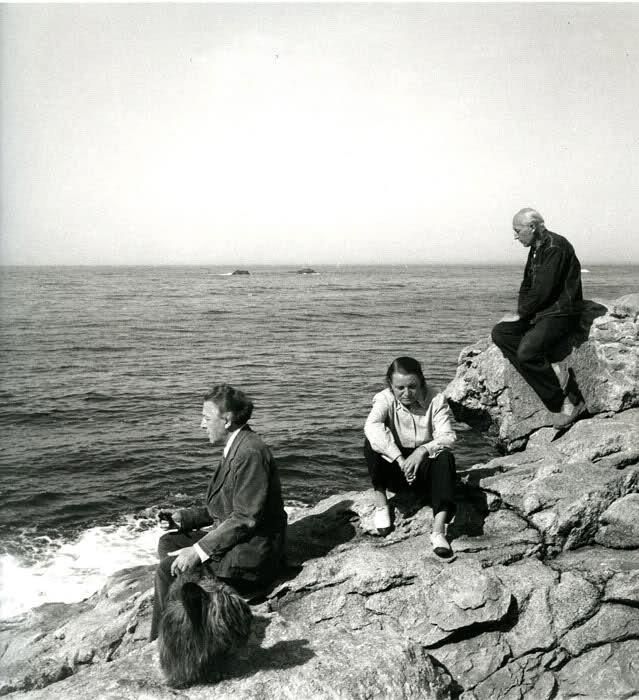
[157, 533, 177, 560]
[490, 323, 503, 347]
[516, 340, 537, 364]
[431, 450, 456, 473]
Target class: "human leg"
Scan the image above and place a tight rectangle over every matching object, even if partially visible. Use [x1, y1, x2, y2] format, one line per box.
[415, 450, 457, 556]
[150, 530, 208, 641]
[364, 439, 406, 534]
[516, 316, 578, 411]
[491, 319, 530, 371]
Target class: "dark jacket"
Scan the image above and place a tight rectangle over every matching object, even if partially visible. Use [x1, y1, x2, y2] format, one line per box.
[178, 426, 287, 582]
[518, 229, 583, 321]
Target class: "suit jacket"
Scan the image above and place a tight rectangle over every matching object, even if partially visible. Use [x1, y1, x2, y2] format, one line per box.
[178, 425, 287, 582]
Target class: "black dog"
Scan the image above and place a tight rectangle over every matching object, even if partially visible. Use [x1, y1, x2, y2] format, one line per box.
[158, 571, 253, 688]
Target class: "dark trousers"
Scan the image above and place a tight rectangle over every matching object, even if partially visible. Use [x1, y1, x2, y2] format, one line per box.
[364, 439, 456, 520]
[149, 530, 211, 642]
[491, 315, 578, 412]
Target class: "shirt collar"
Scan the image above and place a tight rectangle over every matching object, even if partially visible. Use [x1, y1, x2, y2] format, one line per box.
[223, 427, 243, 458]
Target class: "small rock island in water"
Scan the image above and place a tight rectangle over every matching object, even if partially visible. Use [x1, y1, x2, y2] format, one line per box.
[1, 294, 638, 699]
[231, 269, 250, 276]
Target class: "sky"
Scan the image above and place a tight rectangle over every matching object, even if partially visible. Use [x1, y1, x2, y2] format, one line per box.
[1, 3, 638, 266]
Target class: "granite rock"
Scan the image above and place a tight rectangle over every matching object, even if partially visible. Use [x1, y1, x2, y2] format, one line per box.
[595, 493, 639, 548]
[445, 295, 639, 451]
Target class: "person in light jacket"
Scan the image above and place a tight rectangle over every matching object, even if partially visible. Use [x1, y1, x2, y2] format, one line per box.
[149, 384, 287, 641]
[364, 356, 457, 557]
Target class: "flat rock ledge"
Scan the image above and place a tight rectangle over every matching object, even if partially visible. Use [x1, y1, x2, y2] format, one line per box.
[1, 407, 638, 699]
[445, 294, 639, 452]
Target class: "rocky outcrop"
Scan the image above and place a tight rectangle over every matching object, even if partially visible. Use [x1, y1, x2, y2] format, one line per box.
[445, 294, 639, 452]
[2, 294, 638, 699]
[1, 405, 638, 699]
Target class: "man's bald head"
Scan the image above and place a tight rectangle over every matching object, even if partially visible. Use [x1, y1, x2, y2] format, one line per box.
[513, 208, 545, 230]
[512, 208, 546, 248]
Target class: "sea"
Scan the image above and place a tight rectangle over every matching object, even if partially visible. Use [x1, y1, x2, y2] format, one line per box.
[1, 264, 637, 619]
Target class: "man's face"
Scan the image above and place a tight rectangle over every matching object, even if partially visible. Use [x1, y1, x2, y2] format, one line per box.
[513, 218, 536, 247]
[200, 401, 228, 444]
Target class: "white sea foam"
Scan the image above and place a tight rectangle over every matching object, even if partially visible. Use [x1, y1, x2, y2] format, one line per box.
[0, 515, 162, 620]
[0, 503, 312, 620]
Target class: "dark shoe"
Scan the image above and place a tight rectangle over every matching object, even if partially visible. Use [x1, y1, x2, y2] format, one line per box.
[552, 400, 587, 430]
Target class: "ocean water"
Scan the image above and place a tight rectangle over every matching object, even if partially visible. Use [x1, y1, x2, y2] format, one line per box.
[1, 263, 637, 618]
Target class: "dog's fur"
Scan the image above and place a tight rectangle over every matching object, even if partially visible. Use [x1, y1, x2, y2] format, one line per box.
[158, 571, 253, 688]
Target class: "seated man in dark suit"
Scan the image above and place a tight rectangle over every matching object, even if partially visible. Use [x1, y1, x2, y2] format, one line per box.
[149, 384, 287, 641]
[491, 208, 586, 429]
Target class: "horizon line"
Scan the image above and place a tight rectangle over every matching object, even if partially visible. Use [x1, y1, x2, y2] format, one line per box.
[0, 261, 634, 268]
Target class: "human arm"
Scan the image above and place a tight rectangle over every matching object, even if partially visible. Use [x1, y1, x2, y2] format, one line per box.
[175, 506, 214, 532]
[158, 511, 182, 531]
[517, 247, 565, 320]
[364, 392, 403, 463]
[423, 395, 456, 458]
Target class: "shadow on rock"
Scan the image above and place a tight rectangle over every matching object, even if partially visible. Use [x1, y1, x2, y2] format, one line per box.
[236, 638, 315, 676]
[286, 499, 358, 567]
[447, 482, 491, 541]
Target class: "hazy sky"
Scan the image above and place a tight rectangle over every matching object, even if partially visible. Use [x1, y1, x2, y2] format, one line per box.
[1, 3, 638, 265]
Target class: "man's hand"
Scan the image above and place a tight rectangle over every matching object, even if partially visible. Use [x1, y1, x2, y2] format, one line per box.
[499, 313, 520, 323]
[169, 546, 201, 576]
[159, 511, 182, 531]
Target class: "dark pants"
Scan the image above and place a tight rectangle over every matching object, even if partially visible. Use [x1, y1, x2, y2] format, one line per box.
[364, 439, 456, 521]
[149, 530, 210, 642]
[491, 315, 578, 412]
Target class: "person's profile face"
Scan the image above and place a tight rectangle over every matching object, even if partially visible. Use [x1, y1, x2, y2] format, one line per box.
[513, 218, 536, 247]
[200, 400, 228, 444]
[390, 372, 422, 408]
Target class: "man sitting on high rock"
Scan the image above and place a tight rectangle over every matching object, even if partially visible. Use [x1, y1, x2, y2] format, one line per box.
[491, 207, 586, 429]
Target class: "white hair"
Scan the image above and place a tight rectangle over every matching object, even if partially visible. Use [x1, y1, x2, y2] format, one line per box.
[514, 208, 545, 229]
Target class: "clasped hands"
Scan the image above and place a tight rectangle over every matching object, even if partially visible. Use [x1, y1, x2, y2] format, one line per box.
[398, 444, 444, 485]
